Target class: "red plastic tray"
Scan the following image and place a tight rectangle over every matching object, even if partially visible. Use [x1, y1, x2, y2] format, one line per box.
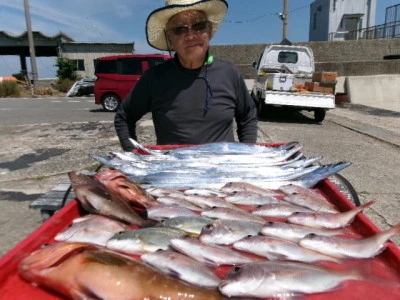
[1, 144, 400, 299]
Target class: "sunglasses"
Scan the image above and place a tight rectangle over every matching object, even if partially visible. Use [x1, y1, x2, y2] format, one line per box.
[167, 20, 210, 36]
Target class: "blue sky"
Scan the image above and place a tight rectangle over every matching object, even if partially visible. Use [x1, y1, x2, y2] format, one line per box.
[0, 0, 398, 78]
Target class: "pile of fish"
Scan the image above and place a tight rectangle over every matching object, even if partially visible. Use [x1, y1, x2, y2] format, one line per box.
[90, 140, 352, 190]
[18, 161, 400, 299]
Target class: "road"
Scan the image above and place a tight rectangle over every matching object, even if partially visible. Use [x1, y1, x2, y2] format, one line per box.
[0, 96, 399, 257]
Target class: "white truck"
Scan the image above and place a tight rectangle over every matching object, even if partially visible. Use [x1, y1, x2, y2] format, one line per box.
[251, 44, 336, 122]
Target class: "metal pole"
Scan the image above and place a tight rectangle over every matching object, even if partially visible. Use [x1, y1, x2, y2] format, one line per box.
[23, 0, 38, 89]
[282, 0, 288, 40]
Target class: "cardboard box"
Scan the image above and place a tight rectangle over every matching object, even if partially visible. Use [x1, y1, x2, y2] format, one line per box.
[312, 72, 337, 83]
[305, 81, 334, 94]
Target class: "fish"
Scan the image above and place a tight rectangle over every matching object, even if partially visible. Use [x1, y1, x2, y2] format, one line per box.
[282, 189, 339, 213]
[141, 249, 221, 288]
[68, 171, 146, 225]
[184, 188, 229, 198]
[184, 194, 239, 210]
[145, 187, 186, 198]
[232, 235, 341, 263]
[260, 221, 348, 242]
[299, 222, 400, 259]
[94, 168, 158, 210]
[19, 242, 221, 299]
[170, 236, 260, 267]
[106, 226, 187, 255]
[252, 202, 314, 218]
[224, 192, 280, 206]
[54, 214, 127, 246]
[156, 196, 203, 211]
[147, 204, 199, 221]
[220, 182, 283, 196]
[287, 200, 376, 228]
[199, 219, 263, 245]
[219, 260, 365, 298]
[201, 207, 267, 224]
[159, 216, 214, 236]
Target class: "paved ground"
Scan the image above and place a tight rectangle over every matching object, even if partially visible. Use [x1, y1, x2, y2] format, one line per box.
[0, 102, 399, 258]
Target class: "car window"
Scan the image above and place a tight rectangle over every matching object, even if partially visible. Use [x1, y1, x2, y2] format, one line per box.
[278, 51, 298, 64]
[118, 58, 142, 75]
[94, 59, 117, 74]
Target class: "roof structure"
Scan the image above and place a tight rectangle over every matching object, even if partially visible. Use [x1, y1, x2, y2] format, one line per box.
[0, 31, 75, 56]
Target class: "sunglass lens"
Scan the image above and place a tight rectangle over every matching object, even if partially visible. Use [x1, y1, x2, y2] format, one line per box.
[192, 20, 209, 31]
[172, 26, 189, 35]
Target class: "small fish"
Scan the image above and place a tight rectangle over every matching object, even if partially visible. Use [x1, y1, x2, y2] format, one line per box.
[283, 192, 339, 213]
[224, 192, 280, 206]
[141, 250, 221, 288]
[170, 236, 260, 267]
[287, 200, 376, 229]
[252, 202, 314, 218]
[160, 216, 214, 236]
[232, 235, 341, 263]
[146, 187, 186, 198]
[219, 261, 365, 298]
[199, 219, 263, 245]
[201, 207, 266, 224]
[68, 171, 146, 225]
[54, 215, 127, 246]
[156, 196, 203, 211]
[260, 221, 348, 242]
[221, 182, 283, 196]
[147, 204, 199, 221]
[300, 222, 400, 259]
[184, 188, 229, 198]
[19, 242, 221, 299]
[106, 227, 187, 255]
[184, 194, 239, 210]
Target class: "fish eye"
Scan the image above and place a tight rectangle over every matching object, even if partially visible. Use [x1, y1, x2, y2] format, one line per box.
[204, 224, 213, 229]
[233, 266, 242, 272]
[307, 233, 317, 237]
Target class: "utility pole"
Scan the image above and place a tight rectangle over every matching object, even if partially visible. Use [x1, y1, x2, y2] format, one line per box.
[280, 0, 289, 40]
[24, 0, 38, 89]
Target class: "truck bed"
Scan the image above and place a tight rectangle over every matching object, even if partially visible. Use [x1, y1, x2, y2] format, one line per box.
[264, 90, 336, 109]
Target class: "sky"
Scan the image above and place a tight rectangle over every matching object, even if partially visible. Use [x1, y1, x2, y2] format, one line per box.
[0, 0, 398, 78]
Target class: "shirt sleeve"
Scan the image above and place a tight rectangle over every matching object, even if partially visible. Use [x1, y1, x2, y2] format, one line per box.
[234, 71, 258, 143]
[114, 71, 152, 151]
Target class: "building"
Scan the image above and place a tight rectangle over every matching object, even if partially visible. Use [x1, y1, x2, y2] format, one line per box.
[309, 0, 377, 41]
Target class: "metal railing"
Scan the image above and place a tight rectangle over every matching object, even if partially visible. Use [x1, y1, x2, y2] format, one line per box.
[329, 21, 400, 41]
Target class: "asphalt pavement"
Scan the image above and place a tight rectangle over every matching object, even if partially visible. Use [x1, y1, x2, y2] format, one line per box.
[0, 100, 399, 257]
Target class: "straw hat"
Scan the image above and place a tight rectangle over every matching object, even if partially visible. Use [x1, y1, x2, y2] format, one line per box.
[146, 0, 228, 51]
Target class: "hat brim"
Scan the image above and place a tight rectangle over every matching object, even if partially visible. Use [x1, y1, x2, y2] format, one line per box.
[146, 0, 228, 51]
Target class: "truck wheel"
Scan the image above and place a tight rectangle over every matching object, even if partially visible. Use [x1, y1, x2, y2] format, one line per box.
[314, 109, 326, 123]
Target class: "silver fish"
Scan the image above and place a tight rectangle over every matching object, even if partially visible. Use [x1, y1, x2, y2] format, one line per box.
[260, 221, 348, 242]
[156, 196, 203, 211]
[184, 194, 239, 210]
[219, 261, 365, 298]
[54, 215, 127, 246]
[170, 236, 260, 267]
[106, 227, 187, 255]
[147, 204, 199, 221]
[141, 250, 221, 288]
[199, 219, 263, 245]
[220, 182, 283, 196]
[232, 235, 341, 263]
[283, 191, 339, 213]
[300, 222, 400, 259]
[287, 200, 376, 228]
[184, 188, 229, 198]
[159, 216, 213, 236]
[252, 202, 314, 218]
[201, 207, 266, 224]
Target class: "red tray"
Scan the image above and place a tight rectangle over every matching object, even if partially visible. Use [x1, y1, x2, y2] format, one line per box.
[1, 145, 400, 299]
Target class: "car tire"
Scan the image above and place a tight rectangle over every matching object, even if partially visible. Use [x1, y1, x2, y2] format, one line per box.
[102, 94, 121, 112]
[314, 109, 326, 123]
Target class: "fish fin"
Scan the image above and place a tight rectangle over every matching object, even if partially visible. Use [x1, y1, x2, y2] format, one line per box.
[71, 285, 103, 300]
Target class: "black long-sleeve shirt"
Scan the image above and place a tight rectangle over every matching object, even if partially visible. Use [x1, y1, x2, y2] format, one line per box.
[114, 55, 258, 151]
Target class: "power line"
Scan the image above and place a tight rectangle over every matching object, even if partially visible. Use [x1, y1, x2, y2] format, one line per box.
[223, 2, 312, 24]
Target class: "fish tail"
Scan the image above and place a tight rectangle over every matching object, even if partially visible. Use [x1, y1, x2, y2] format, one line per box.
[356, 200, 377, 212]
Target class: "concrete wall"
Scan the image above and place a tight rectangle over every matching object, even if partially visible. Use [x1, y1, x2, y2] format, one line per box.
[211, 39, 400, 110]
[210, 39, 400, 79]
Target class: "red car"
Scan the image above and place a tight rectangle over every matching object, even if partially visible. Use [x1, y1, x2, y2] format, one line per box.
[94, 54, 171, 112]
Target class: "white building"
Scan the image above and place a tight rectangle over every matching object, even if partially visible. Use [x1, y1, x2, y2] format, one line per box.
[309, 0, 377, 41]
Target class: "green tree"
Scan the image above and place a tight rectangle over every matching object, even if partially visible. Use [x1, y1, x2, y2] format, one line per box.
[55, 58, 77, 80]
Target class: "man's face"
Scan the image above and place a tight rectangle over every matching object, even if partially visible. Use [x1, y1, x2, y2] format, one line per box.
[166, 10, 212, 63]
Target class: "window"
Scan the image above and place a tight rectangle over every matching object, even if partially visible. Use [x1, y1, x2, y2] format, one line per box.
[278, 51, 298, 64]
[118, 58, 142, 75]
[74, 59, 85, 71]
[94, 60, 117, 74]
